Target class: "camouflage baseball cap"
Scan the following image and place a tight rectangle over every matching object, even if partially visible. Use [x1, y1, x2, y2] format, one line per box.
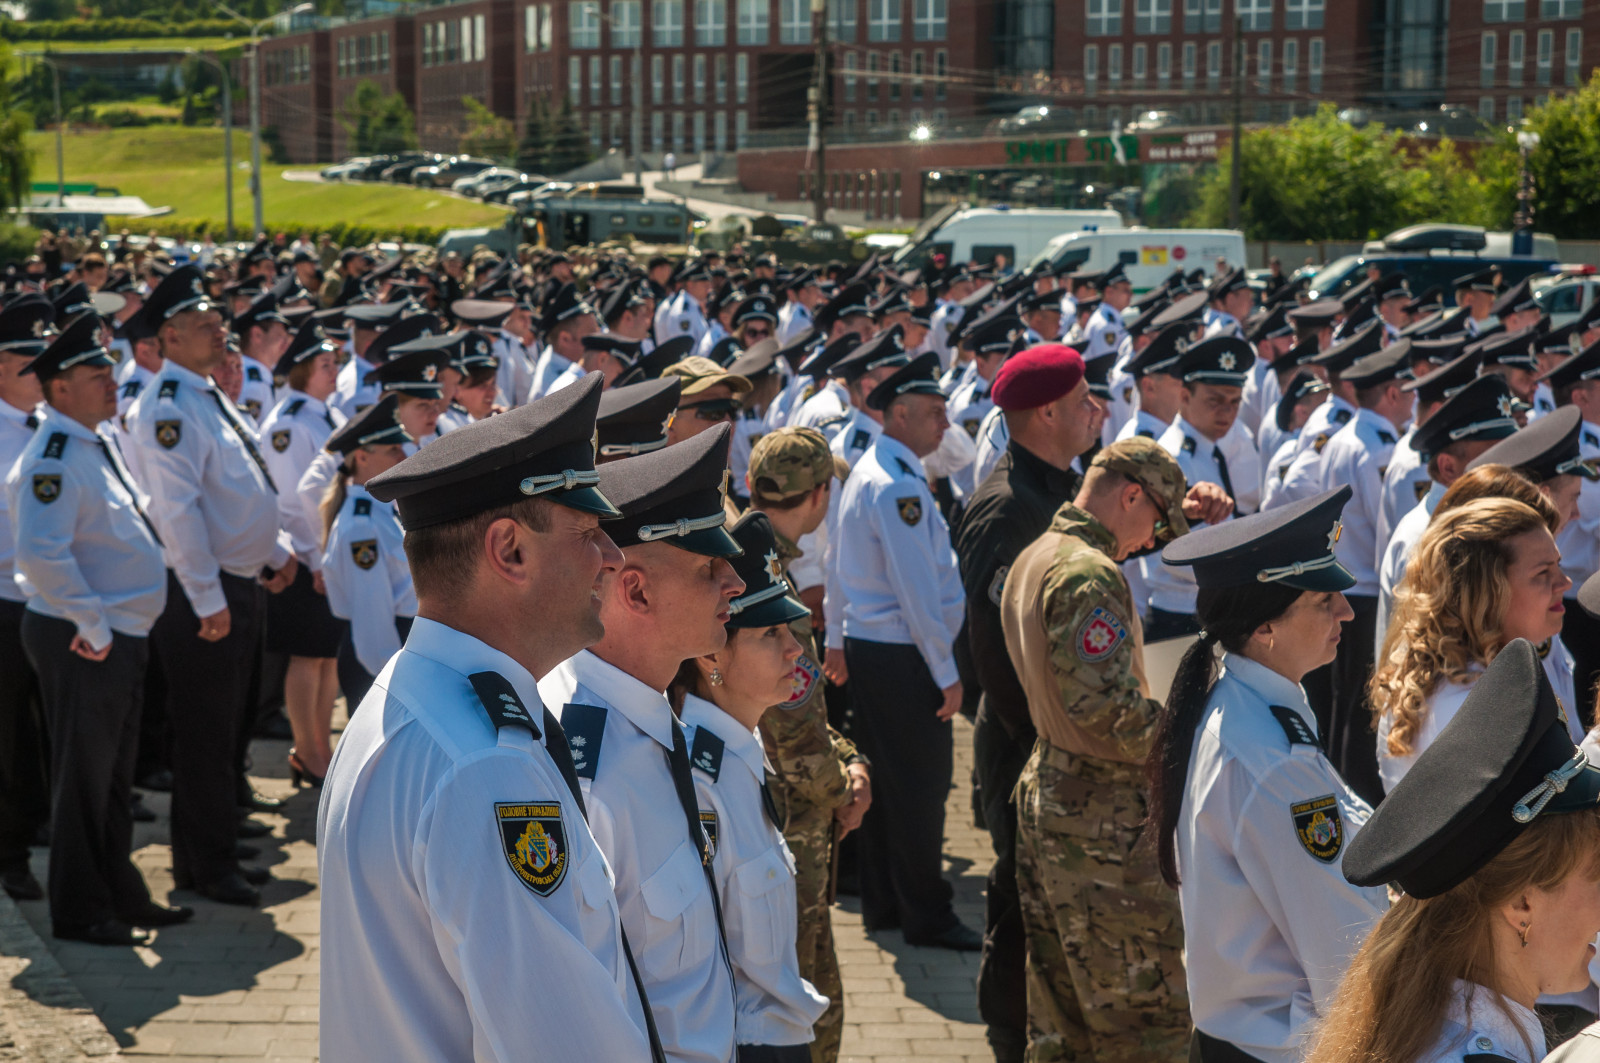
[663, 354, 753, 397]
[748, 426, 851, 502]
[1091, 436, 1190, 543]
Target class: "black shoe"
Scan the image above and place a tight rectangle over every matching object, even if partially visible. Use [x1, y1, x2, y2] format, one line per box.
[236, 843, 260, 860]
[136, 769, 174, 792]
[194, 873, 261, 907]
[907, 922, 984, 952]
[130, 793, 157, 823]
[1, 867, 43, 901]
[238, 790, 283, 814]
[253, 711, 294, 741]
[861, 913, 901, 933]
[237, 817, 272, 839]
[32, 825, 50, 847]
[238, 864, 272, 886]
[121, 901, 194, 928]
[54, 919, 151, 946]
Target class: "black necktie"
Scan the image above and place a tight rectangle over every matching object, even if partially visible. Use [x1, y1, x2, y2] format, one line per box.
[98, 437, 164, 547]
[208, 389, 277, 493]
[322, 408, 335, 430]
[1212, 445, 1239, 517]
[542, 707, 667, 1063]
[665, 723, 738, 997]
[25, 413, 38, 431]
[760, 775, 782, 832]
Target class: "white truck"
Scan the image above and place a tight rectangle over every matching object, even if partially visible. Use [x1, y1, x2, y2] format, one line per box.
[1027, 228, 1247, 291]
[890, 205, 1125, 272]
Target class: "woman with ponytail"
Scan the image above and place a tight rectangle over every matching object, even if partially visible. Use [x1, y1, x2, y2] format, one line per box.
[1148, 485, 1388, 1063]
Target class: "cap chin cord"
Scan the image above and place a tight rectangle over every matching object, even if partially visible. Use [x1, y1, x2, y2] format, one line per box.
[1255, 552, 1341, 584]
[1511, 749, 1590, 824]
[636, 511, 727, 542]
[519, 468, 601, 496]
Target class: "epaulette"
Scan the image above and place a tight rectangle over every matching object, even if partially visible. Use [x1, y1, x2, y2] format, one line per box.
[689, 726, 724, 782]
[467, 671, 539, 736]
[285, 398, 306, 416]
[849, 429, 871, 452]
[1376, 429, 1396, 446]
[42, 432, 68, 460]
[353, 497, 372, 516]
[1584, 431, 1598, 450]
[894, 457, 917, 478]
[816, 412, 849, 430]
[1333, 408, 1353, 425]
[1181, 435, 1197, 456]
[1269, 705, 1320, 748]
[1137, 428, 1156, 439]
[121, 380, 142, 400]
[561, 704, 607, 779]
[158, 379, 179, 400]
[246, 365, 263, 382]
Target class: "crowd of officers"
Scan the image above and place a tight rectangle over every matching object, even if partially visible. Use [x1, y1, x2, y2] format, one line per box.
[6, 227, 1600, 1063]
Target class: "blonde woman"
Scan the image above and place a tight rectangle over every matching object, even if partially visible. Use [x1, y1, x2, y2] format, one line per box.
[1311, 640, 1600, 1063]
[1373, 495, 1568, 793]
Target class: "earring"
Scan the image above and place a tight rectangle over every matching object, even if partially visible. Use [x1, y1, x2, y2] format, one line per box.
[710, 668, 724, 686]
[1519, 921, 1530, 948]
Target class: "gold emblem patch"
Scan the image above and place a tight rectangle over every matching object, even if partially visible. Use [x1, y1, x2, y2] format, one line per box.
[155, 420, 182, 449]
[496, 802, 569, 896]
[351, 539, 379, 570]
[1290, 795, 1344, 863]
[32, 474, 61, 504]
[897, 496, 922, 526]
[1312, 432, 1330, 454]
[271, 430, 291, 453]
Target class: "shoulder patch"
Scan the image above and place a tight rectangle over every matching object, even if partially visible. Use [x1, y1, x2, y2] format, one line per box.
[1181, 435, 1197, 456]
[1585, 432, 1599, 449]
[782, 654, 822, 708]
[1333, 408, 1352, 425]
[1289, 794, 1344, 863]
[699, 809, 719, 857]
[157, 379, 179, 400]
[1312, 432, 1330, 454]
[962, 418, 981, 438]
[496, 801, 570, 896]
[155, 420, 182, 449]
[285, 398, 306, 415]
[560, 704, 607, 779]
[42, 432, 67, 460]
[271, 429, 292, 452]
[1269, 705, 1320, 748]
[689, 726, 725, 781]
[243, 399, 262, 421]
[1077, 606, 1128, 662]
[32, 473, 62, 504]
[987, 564, 1009, 606]
[350, 538, 379, 570]
[1414, 479, 1430, 503]
[467, 671, 540, 736]
[850, 429, 871, 453]
[353, 497, 372, 516]
[896, 496, 923, 525]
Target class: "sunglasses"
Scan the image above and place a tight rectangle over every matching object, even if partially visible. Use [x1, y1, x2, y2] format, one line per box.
[742, 325, 772, 340]
[681, 397, 743, 421]
[1135, 482, 1170, 538]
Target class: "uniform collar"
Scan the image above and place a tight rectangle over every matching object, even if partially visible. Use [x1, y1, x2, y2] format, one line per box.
[162, 359, 212, 389]
[1444, 981, 1544, 1063]
[402, 617, 546, 717]
[1354, 406, 1398, 438]
[1004, 440, 1079, 496]
[285, 388, 329, 416]
[1219, 651, 1319, 737]
[35, 406, 101, 443]
[679, 694, 767, 781]
[0, 397, 39, 426]
[1172, 412, 1221, 446]
[565, 648, 678, 750]
[873, 431, 921, 473]
[1046, 503, 1118, 558]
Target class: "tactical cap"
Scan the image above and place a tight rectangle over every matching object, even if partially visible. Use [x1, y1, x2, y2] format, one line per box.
[663, 354, 753, 397]
[1091, 436, 1191, 543]
[748, 426, 851, 502]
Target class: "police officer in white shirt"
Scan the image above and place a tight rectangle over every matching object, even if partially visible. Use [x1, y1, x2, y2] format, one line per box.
[1080, 263, 1132, 362]
[332, 301, 408, 418]
[1201, 266, 1251, 340]
[679, 511, 831, 1062]
[539, 424, 744, 1063]
[1272, 322, 1376, 509]
[1313, 339, 1415, 805]
[231, 291, 291, 425]
[320, 374, 661, 1063]
[789, 334, 862, 436]
[832, 350, 980, 951]
[6, 315, 186, 946]
[125, 266, 299, 908]
[1540, 343, 1600, 709]
[776, 267, 821, 346]
[656, 259, 713, 348]
[1374, 345, 1471, 550]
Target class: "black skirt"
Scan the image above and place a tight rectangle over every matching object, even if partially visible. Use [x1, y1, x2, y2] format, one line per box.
[265, 565, 345, 657]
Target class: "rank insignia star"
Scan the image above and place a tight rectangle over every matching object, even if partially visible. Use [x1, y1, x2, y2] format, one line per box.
[1219, 351, 1237, 371]
[764, 549, 783, 582]
[1498, 395, 1516, 418]
[1328, 519, 1343, 550]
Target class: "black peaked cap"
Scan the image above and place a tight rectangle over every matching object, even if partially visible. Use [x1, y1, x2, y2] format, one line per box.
[724, 511, 809, 629]
[866, 350, 944, 412]
[1162, 485, 1356, 593]
[1408, 375, 1519, 459]
[326, 393, 412, 456]
[597, 421, 741, 557]
[21, 313, 113, 380]
[1466, 406, 1598, 484]
[597, 377, 681, 458]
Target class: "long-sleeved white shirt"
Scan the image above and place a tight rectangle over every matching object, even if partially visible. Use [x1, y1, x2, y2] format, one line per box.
[320, 483, 415, 675]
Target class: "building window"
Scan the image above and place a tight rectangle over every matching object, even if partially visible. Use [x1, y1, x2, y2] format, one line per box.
[652, 54, 665, 102]
[1107, 42, 1122, 83]
[911, 49, 925, 98]
[1086, 0, 1121, 36]
[672, 111, 685, 151]
[844, 51, 859, 100]
[1134, 0, 1170, 33]
[867, 51, 879, 98]
[1157, 41, 1171, 85]
[460, 16, 472, 60]
[887, 108, 901, 127]
[1483, 0, 1523, 20]
[610, 111, 622, 146]
[736, 52, 749, 101]
[380, 29, 389, 70]
[738, 0, 770, 42]
[868, 0, 900, 41]
[1282, 37, 1297, 91]
[540, 3, 554, 48]
[781, 0, 811, 42]
[736, 109, 749, 147]
[338, 38, 348, 76]
[1479, 96, 1495, 121]
[844, 110, 856, 132]
[913, 0, 945, 40]
[714, 110, 727, 150]
[1206, 39, 1221, 89]
[1509, 30, 1531, 87]
[866, 108, 878, 126]
[590, 112, 602, 145]
[614, 0, 642, 44]
[693, 54, 706, 102]
[652, 110, 665, 149]
[524, 7, 537, 51]
[423, 22, 434, 65]
[1237, 0, 1269, 31]
[1083, 43, 1098, 94]
[611, 55, 623, 103]
[1508, 96, 1524, 120]
[1131, 43, 1147, 84]
[1183, 0, 1220, 31]
[934, 48, 946, 98]
[715, 54, 728, 101]
[696, 0, 726, 45]
[1481, 33, 1497, 87]
[1537, 29, 1553, 85]
[886, 51, 900, 98]
[693, 110, 706, 151]
[830, 0, 857, 42]
[1566, 30, 1582, 87]
[571, 1, 600, 46]
[1308, 36, 1322, 92]
[1256, 38, 1271, 91]
[569, 55, 582, 101]
[1182, 40, 1196, 85]
[590, 56, 602, 100]
[1541, 0, 1579, 16]
[654, 0, 684, 45]
[1285, 0, 1321, 29]
[474, 15, 486, 59]
[673, 54, 686, 101]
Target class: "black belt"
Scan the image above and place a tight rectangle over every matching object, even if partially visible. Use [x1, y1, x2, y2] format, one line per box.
[1190, 1031, 1268, 1063]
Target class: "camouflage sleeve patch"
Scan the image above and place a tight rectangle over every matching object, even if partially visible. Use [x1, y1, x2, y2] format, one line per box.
[1076, 606, 1128, 662]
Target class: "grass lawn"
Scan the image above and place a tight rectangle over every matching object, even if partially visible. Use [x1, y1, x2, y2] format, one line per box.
[10, 37, 243, 54]
[25, 126, 507, 233]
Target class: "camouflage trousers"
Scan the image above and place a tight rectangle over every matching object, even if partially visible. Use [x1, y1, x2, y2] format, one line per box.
[1013, 740, 1189, 1063]
[785, 806, 843, 1063]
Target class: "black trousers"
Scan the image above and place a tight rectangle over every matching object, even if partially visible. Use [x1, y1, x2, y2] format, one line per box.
[844, 637, 957, 942]
[1145, 606, 1202, 643]
[972, 696, 1033, 1063]
[736, 1044, 810, 1063]
[1329, 594, 1382, 806]
[1563, 604, 1600, 730]
[0, 598, 49, 870]
[335, 616, 412, 713]
[150, 570, 263, 887]
[20, 613, 151, 930]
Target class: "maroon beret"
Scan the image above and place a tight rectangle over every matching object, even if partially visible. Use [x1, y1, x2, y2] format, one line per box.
[992, 343, 1086, 411]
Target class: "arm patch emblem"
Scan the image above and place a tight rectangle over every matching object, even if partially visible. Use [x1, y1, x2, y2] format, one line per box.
[1290, 795, 1343, 862]
[351, 539, 379, 570]
[271, 430, 291, 452]
[1076, 606, 1127, 662]
[496, 802, 570, 896]
[897, 497, 923, 525]
[155, 420, 182, 448]
[782, 655, 821, 708]
[32, 474, 61, 504]
[987, 565, 1009, 606]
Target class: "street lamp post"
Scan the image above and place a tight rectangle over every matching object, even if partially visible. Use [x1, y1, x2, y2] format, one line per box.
[188, 50, 236, 240]
[1514, 127, 1540, 257]
[34, 56, 65, 208]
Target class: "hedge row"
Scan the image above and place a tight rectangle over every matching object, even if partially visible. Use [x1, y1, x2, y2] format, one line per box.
[138, 218, 459, 247]
[0, 18, 241, 41]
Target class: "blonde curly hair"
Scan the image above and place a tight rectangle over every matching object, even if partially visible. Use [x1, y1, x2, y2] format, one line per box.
[1372, 494, 1558, 757]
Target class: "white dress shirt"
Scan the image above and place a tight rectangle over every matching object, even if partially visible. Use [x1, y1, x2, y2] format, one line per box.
[1081, 302, 1125, 362]
[540, 651, 738, 1063]
[530, 344, 573, 401]
[1178, 652, 1387, 1063]
[333, 353, 383, 419]
[820, 410, 883, 650]
[656, 291, 709, 348]
[791, 381, 851, 436]
[0, 397, 42, 605]
[1143, 414, 1235, 614]
[775, 301, 813, 346]
[1416, 981, 1544, 1063]
[319, 483, 414, 675]
[260, 390, 343, 571]
[318, 620, 652, 1063]
[681, 696, 829, 1048]
[971, 404, 1011, 490]
[125, 360, 292, 618]
[1376, 481, 1443, 648]
[6, 411, 166, 648]
[1272, 396, 1356, 510]
[1315, 407, 1400, 596]
[238, 354, 279, 425]
[1557, 420, 1600, 597]
[1376, 425, 1428, 553]
[493, 332, 538, 407]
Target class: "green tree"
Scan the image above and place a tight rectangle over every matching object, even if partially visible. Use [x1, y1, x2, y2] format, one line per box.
[1489, 72, 1600, 239]
[544, 95, 593, 175]
[0, 44, 35, 213]
[459, 96, 514, 161]
[341, 79, 418, 155]
[515, 95, 553, 174]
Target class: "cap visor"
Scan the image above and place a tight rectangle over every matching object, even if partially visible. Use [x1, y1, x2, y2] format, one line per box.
[1162, 508, 1191, 542]
[664, 525, 745, 558]
[1279, 559, 1358, 593]
[551, 485, 624, 520]
[728, 593, 810, 629]
[1546, 762, 1600, 816]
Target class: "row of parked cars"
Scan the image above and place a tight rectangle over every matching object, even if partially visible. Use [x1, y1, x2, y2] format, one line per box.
[318, 153, 566, 206]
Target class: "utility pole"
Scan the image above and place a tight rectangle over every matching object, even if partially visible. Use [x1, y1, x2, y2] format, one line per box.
[1227, 11, 1243, 229]
[809, 0, 828, 224]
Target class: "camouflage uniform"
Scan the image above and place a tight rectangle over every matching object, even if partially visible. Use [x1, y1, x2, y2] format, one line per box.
[999, 439, 1191, 1063]
[749, 428, 865, 1063]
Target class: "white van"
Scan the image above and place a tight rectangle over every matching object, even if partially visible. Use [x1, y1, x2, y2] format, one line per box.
[1027, 228, 1246, 291]
[891, 205, 1125, 271]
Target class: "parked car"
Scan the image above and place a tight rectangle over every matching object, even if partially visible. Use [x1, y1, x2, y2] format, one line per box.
[414, 156, 494, 188]
[506, 182, 574, 211]
[1534, 270, 1600, 329]
[453, 168, 525, 197]
[484, 176, 550, 204]
[993, 104, 1080, 136]
[380, 155, 444, 183]
[321, 158, 370, 180]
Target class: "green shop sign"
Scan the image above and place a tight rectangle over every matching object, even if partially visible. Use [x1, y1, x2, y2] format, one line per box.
[1003, 135, 1139, 166]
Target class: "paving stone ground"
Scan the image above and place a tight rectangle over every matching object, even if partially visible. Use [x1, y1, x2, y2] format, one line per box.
[6, 708, 994, 1062]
